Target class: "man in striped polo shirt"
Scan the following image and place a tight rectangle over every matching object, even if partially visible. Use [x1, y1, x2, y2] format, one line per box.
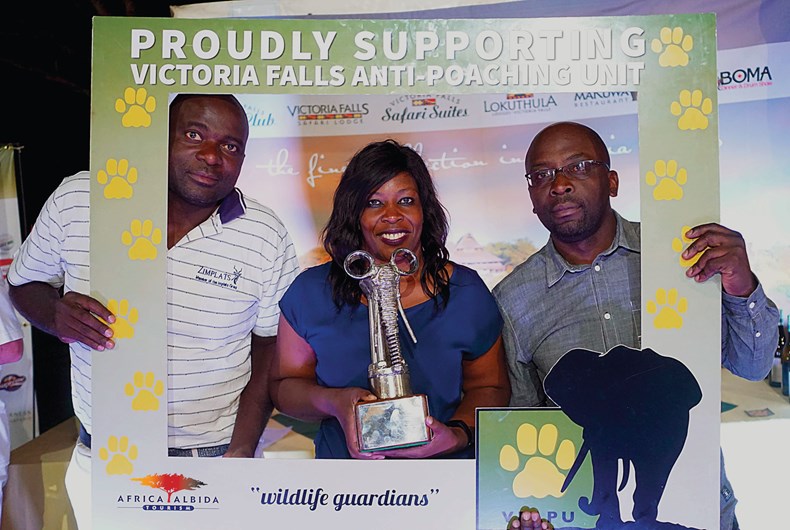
[7, 94, 298, 528]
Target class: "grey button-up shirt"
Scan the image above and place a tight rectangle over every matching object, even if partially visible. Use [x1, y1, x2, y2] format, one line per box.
[492, 212, 779, 528]
[492, 212, 778, 408]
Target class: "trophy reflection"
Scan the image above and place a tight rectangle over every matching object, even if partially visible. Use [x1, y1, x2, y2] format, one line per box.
[343, 248, 431, 452]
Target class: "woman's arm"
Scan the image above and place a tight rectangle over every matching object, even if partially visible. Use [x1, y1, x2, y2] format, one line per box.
[269, 314, 380, 459]
[453, 334, 511, 427]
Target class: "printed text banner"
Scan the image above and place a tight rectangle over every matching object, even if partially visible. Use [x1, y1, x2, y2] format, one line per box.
[90, 15, 719, 529]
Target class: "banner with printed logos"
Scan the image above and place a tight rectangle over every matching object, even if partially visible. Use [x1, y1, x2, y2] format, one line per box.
[90, 15, 720, 529]
[171, 0, 790, 333]
[0, 145, 35, 450]
[233, 91, 641, 290]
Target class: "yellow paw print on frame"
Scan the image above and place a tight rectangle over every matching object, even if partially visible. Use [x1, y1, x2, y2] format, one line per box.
[646, 159, 687, 201]
[115, 87, 156, 128]
[121, 219, 162, 261]
[647, 288, 688, 329]
[125, 371, 164, 411]
[651, 27, 693, 67]
[99, 435, 138, 475]
[499, 423, 576, 499]
[106, 299, 138, 339]
[97, 158, 137, 199]
[671, 225, 703, 268]
[671, 89, 713, 131]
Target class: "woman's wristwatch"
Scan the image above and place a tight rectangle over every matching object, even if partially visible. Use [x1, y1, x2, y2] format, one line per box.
[445, 419, 474, 449]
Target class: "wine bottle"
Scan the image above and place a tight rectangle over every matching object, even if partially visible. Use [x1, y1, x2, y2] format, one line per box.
[782, 314, 790, 396]
[770, 310, 784, 387]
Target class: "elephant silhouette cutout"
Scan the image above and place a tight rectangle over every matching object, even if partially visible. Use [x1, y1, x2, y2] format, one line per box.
[543, 345, 702, 530]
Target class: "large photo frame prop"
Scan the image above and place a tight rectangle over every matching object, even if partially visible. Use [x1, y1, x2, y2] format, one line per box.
[90, 16, 719, 529]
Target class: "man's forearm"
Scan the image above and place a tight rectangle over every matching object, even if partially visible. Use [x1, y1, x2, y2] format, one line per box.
[721, 284, 779, 381]
[226, 382, 274, 457]
[226, 334, 276, 457]
[8, 281, 114, 350]
[8, 281, 61, 337]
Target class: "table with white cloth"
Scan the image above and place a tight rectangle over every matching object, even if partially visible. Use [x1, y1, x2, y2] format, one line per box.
[720, 367, 790, 528]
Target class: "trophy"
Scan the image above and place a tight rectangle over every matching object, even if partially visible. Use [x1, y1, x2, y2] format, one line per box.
[343, 248, 432, 452]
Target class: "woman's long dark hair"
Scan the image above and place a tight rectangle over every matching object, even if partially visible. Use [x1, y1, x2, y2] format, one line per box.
[322, 139, 450, 309]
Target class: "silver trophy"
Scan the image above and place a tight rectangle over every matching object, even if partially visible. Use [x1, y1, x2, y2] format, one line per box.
[343, 248, 431, 452]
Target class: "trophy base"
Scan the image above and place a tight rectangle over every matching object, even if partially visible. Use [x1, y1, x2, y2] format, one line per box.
[355, 394, 431, 452]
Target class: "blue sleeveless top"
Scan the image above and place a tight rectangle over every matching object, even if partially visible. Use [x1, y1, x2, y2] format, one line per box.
[279, 261, 503, 459]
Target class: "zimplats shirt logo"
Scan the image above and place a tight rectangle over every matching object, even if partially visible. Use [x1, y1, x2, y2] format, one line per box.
[195, 265, 242, 290]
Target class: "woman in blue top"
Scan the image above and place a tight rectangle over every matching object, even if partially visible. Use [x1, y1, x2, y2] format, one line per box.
[271, 139, 510, 459]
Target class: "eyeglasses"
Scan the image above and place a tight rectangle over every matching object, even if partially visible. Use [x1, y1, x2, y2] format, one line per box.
[525, 160, 610, 188]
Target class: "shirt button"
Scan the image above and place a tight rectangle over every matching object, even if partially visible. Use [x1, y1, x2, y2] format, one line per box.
[604, 312, 611, 320]
[594, 264, 601, 272]
[748, 302, 755, 309]
[755, 331, 761, 338]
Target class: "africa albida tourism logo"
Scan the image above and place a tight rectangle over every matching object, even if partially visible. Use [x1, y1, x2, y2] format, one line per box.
[117, 473, 220, 511]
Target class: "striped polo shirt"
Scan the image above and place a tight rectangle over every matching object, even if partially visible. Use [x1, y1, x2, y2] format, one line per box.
[8, 171, 299, 448]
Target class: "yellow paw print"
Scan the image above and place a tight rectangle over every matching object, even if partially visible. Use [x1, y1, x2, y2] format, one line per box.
[115, 87, 156, 128]
[646, 288, 688, 329]
[121, 219, 162, 261]
[97, 158, 137, 199]
[106, 299, 139, 339]
[124, 371, 164, 411]
[646, 159, 687, 201]
[499, 423, 576, 499]
[651, 27, 693, 67]
[98, 435, 138, 475]
[671, 225, 703, 268]
[670, 89, 713, 131]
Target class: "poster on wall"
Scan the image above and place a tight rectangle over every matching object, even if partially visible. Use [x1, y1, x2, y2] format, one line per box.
[89, 15, 720, 529]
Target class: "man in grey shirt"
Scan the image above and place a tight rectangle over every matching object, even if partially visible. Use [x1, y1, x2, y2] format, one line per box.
[492, 121, 778, 529]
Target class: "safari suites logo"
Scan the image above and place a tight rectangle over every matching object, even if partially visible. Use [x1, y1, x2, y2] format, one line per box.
[116, 473, 219, 512]
[381, 93, 468, 123]
[718, 65, 773, 90]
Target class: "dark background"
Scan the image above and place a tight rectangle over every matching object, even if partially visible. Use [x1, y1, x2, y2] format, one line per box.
[0, 0, 215, 433]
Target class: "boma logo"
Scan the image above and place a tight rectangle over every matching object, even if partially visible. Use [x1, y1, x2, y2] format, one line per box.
[0, 374, 26, 392]
[117, 473, 220, 512]
[718, 66, 773, 89]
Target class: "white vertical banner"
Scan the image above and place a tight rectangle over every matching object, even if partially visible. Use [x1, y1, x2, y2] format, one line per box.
[0, 145, 35, 449]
